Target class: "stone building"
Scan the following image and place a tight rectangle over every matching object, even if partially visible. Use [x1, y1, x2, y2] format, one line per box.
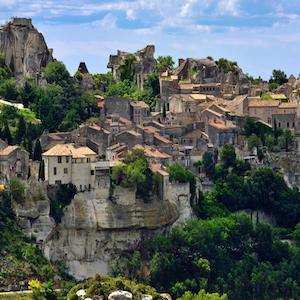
[115, 130, 143, 149]
[0, 146, 29, 182]
[42, 144, 97, 191]
[130, 101, 150, 124]
[207, 121, 238, 148]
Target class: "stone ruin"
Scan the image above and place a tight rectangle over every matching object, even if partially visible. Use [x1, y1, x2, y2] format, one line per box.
[107, 45, 157, 89]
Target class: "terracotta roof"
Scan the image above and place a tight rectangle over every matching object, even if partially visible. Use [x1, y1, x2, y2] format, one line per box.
[256, 120, 273, 128]
[0, 146, 19, 156]
[151, 163, 169, 176]
[134, 145, 171, 159]
[204, 108, 223, 118]
[190, 94, 207, 100]
[42, 144, 96, 158]
[154, 133, 172, 144]
[97, 101, 104, 108]
[118, 130, 141, 137]
[279, 102, 297, 108]
[248, 100, 279, 107]
[94, 95, 104, 100]
[208, 122, 236, 130]
[181, 129, 205, 138]
[190, 150, 205, 156]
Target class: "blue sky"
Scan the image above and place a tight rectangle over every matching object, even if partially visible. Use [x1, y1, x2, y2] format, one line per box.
[0, 0, 300, 79]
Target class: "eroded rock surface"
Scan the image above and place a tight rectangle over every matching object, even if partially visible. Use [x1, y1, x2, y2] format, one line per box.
[0, 18, 53, 83]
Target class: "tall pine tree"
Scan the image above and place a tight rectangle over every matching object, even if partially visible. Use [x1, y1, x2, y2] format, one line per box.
[15, 116, 26, 145]
[38, 160, 45, 181]
[3, 123, 12, 145]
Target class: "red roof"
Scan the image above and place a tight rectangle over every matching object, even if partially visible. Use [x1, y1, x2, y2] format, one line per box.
[154, 133, 172, 144]
[98, 101, 104, 108]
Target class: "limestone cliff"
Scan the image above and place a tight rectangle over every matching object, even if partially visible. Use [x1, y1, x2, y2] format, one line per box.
[0, 18, 53, 84]
[107, 45, 157, 90]
[15, 182, 192, 280]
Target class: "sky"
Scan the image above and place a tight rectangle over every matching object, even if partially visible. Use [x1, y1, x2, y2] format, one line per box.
[0, 0, 300, 80]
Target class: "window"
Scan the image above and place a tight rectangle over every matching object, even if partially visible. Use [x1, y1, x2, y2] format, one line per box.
[53, 167, 57, 175]
[278, 122, 281, 127]
[86, 158, 89, 163]
[91, 170, 94, 175]
[64, 168, 68, 174]
[66, 157, 69, 163]
[58, 156, 62, 163]
[293, 122, 295, 128]
[287, 122, 290, 128]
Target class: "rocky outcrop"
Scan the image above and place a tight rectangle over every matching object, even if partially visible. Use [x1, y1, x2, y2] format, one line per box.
[13, 179, 55, 243]
[0, 18, 53, 84]
[174, 58, 249, 93]
[107, 45, 157, 89]
[40, 183, 191, 280]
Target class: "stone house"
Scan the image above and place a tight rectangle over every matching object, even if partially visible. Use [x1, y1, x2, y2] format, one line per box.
[115, 130, 143, 149]
[103, 96, 132, 120]
[248, 100, 297, 126]
[0, 146, 29, 180]
[134, 144, 171, 165]
[207, 121, 238, 148]
[71, 124, 112, 154]
[179, 129, 208, 150]
[42, 144, 97, 191]
[0, 146, 29, 181]
[130, 101, 150, 124]
[106, 143, 128, 161]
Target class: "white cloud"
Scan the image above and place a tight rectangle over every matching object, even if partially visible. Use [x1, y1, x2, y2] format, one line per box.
[216, 0, 239, 16]
[91, 14, 117, 29]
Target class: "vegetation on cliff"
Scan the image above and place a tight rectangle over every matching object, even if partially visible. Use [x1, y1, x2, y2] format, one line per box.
[0, 190, 75, 293]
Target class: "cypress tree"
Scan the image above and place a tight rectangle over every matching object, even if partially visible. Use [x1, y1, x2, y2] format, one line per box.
[15, 116, 26, 145]
[3, 123, 12, 145]
[162, 103, 166, 119]
[27, 166, 31, 179]
[33, 139, 42, 161]
[27, 139, 33, 159]
[38, 160, 45, 181]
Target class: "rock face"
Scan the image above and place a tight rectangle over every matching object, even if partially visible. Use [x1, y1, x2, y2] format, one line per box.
[13, 179, 55, 244]
[40, 183, 191, 280]
[107, 45, 157, 89]
[0, 18, 53, 83]
[174, 58, 249, 93]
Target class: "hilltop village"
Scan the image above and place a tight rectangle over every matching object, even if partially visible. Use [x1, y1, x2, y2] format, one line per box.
[2, 17, 300, 300]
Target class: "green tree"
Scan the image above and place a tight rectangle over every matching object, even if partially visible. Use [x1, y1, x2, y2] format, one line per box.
[248, 133, 262, 151]
[120, 55, 136, 82]
[293, 223, 300, 247]
[283, 129, 293, 152]
[0, 53, 12, 81]
[39, 160, 45, 181]
[8, 177, 25, 203]
[18, 78, 37, 108]
[269, 69, 288, 85]
[0, 78, 18, 100]
[15, 116, 26, 145]
[157, 56, 175, 70]
[2, 122, 12, 145]
[220, 144, 236, 167]
[144, 73, 160, 96]
[162, 103, 166, 119]
[178, 289, 228, 300]
[202, 152, 215, 180]
[33, 139, 42, 161]
[43, 61, 71, 86]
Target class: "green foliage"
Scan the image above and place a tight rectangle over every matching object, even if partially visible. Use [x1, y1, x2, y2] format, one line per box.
[206, 56, 213, 61]
[202, 152, 215, 180]
[260, 93, 273, 100]
[0, 53, 12, 81]
[157, 56, 175, 70]
[178, 289, 228, 300]
[19, 78, 37, 108]
[167, 163, 191, 183]
[33, 139, 42, 161]
[0, 78, 19, 100]
[8, 178, 25, 203]
[50, 183, 77, 223]
[247, 133, 262, 151]
[120, 55, 136, 82]
[67, 275, 163, 300]
[216, 58, 238, 74]
[293, 223, 300, 247]
[220, 144, 236, 167]
[39, 160, 45, 181]
[15, 115, 26, 144]
[43, 60, 71, 86]
[93, 72, 115, 92]
[111, 149, 155, 200]
[269, 69, 288, 85]
[268, 82, 278, 91]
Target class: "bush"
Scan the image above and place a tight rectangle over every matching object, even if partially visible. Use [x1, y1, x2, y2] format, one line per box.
[8, 178, 25, 203]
